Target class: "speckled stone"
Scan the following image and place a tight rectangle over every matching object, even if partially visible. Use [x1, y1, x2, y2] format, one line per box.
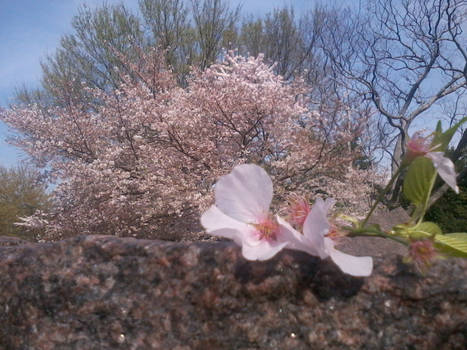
[0, 235, 465, 349]
[0, 236, 30, 247]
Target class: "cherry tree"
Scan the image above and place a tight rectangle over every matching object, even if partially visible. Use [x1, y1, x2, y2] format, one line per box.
[1, 49, 377, 240]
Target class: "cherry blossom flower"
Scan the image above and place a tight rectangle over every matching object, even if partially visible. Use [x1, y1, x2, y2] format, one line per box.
[200, 164, 302, 261]
[289, 197, 373, 276]
[406, 133, 459, 194]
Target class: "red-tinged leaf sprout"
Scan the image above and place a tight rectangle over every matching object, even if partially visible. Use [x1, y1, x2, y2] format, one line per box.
[407, 239, 438, 273]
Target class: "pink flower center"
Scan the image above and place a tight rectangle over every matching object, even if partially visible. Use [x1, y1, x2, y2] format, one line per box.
[327, 224, 343, 242]
[406, 134, 431, 161]
[253, 215, 280, 241]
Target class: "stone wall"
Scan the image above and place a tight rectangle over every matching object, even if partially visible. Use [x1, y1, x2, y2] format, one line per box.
[0, 235, 465, 349]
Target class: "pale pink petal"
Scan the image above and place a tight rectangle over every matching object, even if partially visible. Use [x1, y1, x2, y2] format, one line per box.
[321, 198, 336, 213]
[201, 205, 250, 245]
[276, 215, 321, 256]
[276, 215, 304, 244]
[242, 240, 288, 261]
[426, 152, 459, 194]
[241, 229, 264, 247]
[215, 164, 273, 223]
[302, 198, 335, 258]
[325, 238, 373, 277]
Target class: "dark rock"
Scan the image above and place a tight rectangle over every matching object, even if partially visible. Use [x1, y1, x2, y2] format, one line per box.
[337, 207, 411, 257]
[0, 235, 465, 350]
[0, 236, 30, 247]
[369, 206, 411, 231]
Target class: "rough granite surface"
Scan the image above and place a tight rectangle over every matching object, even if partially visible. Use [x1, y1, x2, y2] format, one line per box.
[0, 236, 30, 247]
[0, 235, 466, 350]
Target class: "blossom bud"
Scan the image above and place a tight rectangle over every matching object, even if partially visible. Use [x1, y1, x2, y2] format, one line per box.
[407, 239, 438, 272]
[404, 133, 431, 164]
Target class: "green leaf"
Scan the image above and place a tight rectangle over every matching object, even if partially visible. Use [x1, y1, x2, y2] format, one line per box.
[417, 222, 443, 235]
[403, 157, 436, 207]
[434, 232, 467, 258]
[392, 224, 410, 238]
[432, 117, 467, 152]
[408, 221, 442, 239]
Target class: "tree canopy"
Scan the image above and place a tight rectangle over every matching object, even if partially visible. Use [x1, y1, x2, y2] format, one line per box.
[0, 165, 50, 240]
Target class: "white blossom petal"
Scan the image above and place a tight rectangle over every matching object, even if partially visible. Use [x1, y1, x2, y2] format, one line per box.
[203, 164, 308, 261]
[242, 240, 288, 261]
[241, 229, 264, 247]
[200, 205, 249, 245]
[215, 164, 273, 223]
[276, 215, 304, 244]
[426, 152, 459, 194]
[325, 238, 373, 277]
[276, 215, 321, 256]
[302, 198, 335, 258]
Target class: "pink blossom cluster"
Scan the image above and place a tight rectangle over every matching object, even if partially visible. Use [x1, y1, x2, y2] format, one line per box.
[202, 164, 373, 276]
[1, 49, 377, 239]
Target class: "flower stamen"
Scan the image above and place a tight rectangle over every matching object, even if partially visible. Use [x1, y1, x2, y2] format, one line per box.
[285, 194, 311, 230]
[253, 215, 280, 241]
[405, 132, 436, 162]
[327, 224, 344, 242]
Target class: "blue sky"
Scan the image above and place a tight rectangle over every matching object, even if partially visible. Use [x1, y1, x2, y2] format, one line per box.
[0, 0, 320, 167]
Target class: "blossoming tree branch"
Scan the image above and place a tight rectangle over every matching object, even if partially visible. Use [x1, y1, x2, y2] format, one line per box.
[202, 118, 467, 276]
[1, 49, 377, 239]
[1, 47, 466, 276]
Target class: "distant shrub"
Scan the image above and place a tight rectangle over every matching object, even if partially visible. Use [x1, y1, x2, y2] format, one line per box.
[0, 164, 50, 240]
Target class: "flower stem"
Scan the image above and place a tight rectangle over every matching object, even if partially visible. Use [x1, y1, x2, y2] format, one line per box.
[345, 226, 409, 246]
